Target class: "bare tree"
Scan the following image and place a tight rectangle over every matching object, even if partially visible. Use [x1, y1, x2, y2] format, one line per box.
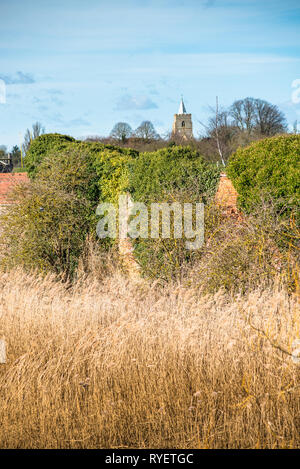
[293, 120, 298, 134]
[230, 97, 256, 133]
[23, 121, 45, 155]
[254, 99, 287, 136]
[134, 121, 160, 141]
[202, 97, 233, 166]
[110, 122, 132, 142]
[215, 97, 225, 166]
[32, 121, 45, 139]
[230, 97, 287, 136]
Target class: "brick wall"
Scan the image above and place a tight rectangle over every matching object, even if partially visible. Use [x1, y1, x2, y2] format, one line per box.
[214, 172, 239, 215]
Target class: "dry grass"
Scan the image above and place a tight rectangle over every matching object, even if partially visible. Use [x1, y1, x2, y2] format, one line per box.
[0, 268, 299, 449]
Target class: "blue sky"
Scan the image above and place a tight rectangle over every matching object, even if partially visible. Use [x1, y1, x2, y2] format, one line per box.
[1, 0, 300, 149]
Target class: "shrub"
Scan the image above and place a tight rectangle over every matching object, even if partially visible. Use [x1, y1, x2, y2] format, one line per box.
[134, 196, 299, 291]
[128, 147, 220, 280]
[36, 144, 102, 205]
[185, 201, 299, 294]
[93, 146, 138, 203]
[0, 182, 94, 278]
[132, 189, 198, 282]
[226, 134, 300, 218]
[1, 141, 139, 278]
[130, 146, 220, 203]
[27, 135, 139, 203]
[25, 133, 76, 177]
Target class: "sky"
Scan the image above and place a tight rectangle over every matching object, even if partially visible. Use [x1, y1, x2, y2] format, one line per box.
[1, 0, 300, 150]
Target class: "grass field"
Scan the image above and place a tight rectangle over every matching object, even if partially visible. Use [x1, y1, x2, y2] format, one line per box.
[0, 268, 299, 448]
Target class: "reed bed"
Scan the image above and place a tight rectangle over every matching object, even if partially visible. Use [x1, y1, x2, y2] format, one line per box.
[0, 268, 299, 448]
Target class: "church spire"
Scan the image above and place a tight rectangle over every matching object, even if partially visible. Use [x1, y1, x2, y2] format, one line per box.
[178, 96, 187, 114]
[172, 95, 193, 139]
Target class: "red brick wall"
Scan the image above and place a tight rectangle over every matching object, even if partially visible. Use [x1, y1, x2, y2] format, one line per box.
[0, 173, 29, 205]
[214, 173, 239, 213]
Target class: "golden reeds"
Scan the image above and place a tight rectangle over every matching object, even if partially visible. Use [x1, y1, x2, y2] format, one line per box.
[0, 268, 299, 448]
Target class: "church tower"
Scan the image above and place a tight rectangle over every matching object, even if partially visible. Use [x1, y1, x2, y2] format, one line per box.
[172, 97, 193, 139]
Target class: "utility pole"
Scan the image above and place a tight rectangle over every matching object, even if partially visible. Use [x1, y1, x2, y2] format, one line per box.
[19, 132, 23, 168]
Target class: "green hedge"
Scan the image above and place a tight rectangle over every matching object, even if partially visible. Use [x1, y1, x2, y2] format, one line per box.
[129, 146, 221, 280]
[226, 134, 300, 217]
[0, 182, 93, 278]
[93, 147, 138, 203]
[26, 134, 139, 202]
[8, 137, 222, 280]
[25, 133, 76, 177]
[130, 146, 220, 203]
[3, 138, 139, 277]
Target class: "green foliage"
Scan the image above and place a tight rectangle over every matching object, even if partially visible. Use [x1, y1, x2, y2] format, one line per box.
[11, 145, 21, 167]
[2, 129, 298, 292]
[36, 143, 101, 205]
[132, 197, 196, 282]
[25, 133, 76, 177]
[130, 146, 221, 203]
[226, 134, 300, 217]
[93, 147, 138, 203]
[12, 167, 27, 173]
[0, 140, 140, 278]
[129, 146, 221, 280]
[25, 133, 139, 204]
[0, 182, 94, 278]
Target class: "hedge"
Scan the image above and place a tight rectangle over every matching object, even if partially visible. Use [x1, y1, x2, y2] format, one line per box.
[25, 133, 76, 177]
[226, 134, 300, 217]
[129, 146, 220, 203]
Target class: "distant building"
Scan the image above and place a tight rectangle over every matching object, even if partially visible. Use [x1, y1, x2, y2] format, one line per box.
[172, 97, 193, 139]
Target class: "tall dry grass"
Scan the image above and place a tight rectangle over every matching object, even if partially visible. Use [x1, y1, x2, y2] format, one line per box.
[0, 268, 299, 448]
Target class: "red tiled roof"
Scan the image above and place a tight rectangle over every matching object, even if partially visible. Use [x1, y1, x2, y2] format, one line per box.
[0, 173, 29, 204]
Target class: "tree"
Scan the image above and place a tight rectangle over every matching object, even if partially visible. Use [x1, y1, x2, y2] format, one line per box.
[0, 181, 93, 278]
[11, 145, 21, 167]
[230, 97, 256, 133]
[110, 122, 132, 142]
[0, 145, 7, 158]
[293, 120, 298, 134]
[134, 121, 160, 140]
[254, 99, 287, 136]
[230, 98, 287, 136]
[202, 98, 236, 165]
[23, 121, 45, 155]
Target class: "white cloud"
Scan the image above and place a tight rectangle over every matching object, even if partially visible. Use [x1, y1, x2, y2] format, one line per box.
[115, 94, 158, 110]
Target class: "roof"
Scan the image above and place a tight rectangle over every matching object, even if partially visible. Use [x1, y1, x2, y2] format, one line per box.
[0, 172, 29, 204]
[178, 97, 187, 114]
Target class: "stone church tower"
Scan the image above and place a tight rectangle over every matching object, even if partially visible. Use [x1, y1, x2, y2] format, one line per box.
[172, 97, 193, 139]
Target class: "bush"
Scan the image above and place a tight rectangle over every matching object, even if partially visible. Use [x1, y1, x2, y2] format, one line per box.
[127, 147, 220, 281]
[226, 134, 300, 218]
[25, 133, 76, 177]
[132, 189, 199, 282]
[93, 146, 138, 203]
[134, 197, 299, 291]
[0, 182, 94, 278]
[26, 135, 139, 203]
[130, 146, 220, 203]
[36, 144, 102, 205]
[1, 141, 139, 278]
[185, 201, 299, 294]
